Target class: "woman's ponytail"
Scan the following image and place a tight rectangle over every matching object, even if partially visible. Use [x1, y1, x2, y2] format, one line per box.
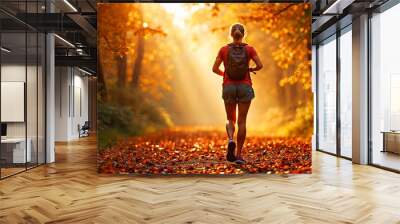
[230, 23, 245, 41]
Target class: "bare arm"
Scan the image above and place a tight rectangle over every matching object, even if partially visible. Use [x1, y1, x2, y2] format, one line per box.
[249, 55, 263, 73]
[212, 57, 224, 76]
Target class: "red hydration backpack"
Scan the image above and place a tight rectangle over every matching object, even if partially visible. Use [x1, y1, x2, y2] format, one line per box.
[226, 43, 249, 81]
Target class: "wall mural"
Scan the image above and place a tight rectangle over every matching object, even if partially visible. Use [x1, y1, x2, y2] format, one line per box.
[97, 3, 313, 175]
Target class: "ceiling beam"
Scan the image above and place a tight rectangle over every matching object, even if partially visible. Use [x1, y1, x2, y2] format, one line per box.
[67, 13, 97, 46]
[55, 55, 96, 73]
[323, 0, 356, 14]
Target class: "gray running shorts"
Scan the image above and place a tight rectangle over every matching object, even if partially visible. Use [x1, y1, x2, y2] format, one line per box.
[222, 83, 255, 103]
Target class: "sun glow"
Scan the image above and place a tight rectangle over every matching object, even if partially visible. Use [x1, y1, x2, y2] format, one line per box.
[160, 3, 204, 29]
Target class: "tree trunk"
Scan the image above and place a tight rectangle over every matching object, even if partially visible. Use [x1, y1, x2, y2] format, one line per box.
[116, 54, 127, 87]
[98, 60, 107, 101]
[132, 32, 144, 87]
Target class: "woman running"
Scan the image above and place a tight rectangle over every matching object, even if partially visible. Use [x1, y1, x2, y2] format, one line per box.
[212, 23, 263, 164]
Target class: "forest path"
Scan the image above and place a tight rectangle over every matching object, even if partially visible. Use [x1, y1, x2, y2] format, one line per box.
[98, 128, 311, 175]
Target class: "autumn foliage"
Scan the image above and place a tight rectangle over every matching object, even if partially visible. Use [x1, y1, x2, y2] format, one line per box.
[189, 3, 312, 136]
[97, 3, 312, 174]
[98, 129, 311, 175]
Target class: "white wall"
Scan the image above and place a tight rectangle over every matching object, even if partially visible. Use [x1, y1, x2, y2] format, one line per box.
[55, 67, 89, 141]
[72, 72, 89, 138]
[1, 63, 46, 163]
[55, 66, 70, 141]
[1, 65, 26, 139]
[1, 65, 40, 138]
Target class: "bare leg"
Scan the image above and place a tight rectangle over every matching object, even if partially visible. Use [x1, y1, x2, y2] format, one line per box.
[224, 102, 237, 162]
[226, 120, 235, 140]
[236, 102, 251, 158]
[224, 102, 237, 140]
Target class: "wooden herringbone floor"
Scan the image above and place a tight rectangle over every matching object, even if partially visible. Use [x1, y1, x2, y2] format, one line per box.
[1, 136, 400, 224]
